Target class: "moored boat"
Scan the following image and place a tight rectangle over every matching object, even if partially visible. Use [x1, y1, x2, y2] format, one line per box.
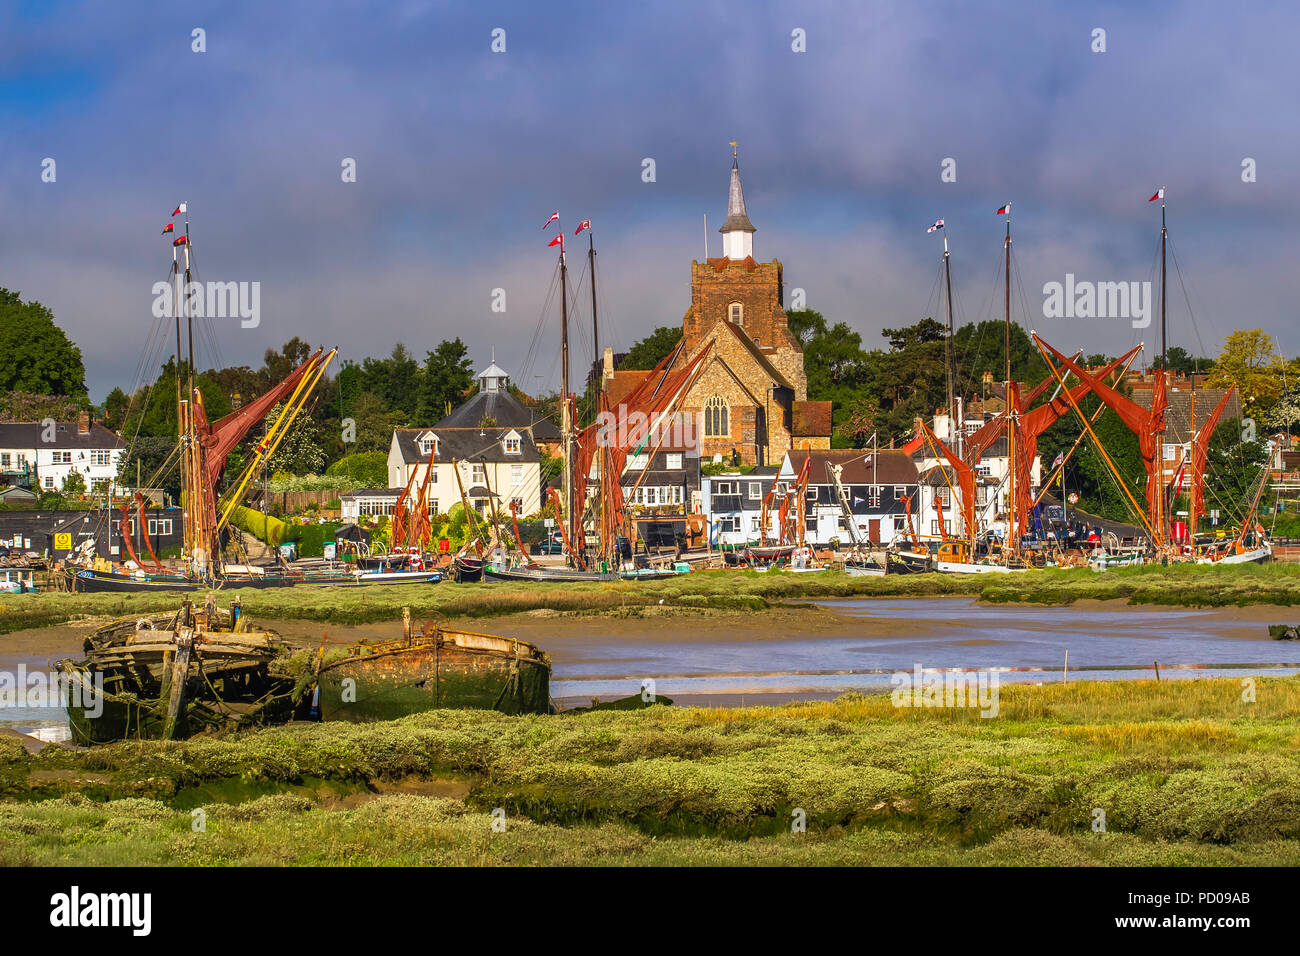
[316, 621, 551, 719]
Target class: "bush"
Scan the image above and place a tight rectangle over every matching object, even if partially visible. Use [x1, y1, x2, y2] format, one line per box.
[283, 521, 344, 558]
[230, 505, 289, 547]
[326, 451, 387, 488]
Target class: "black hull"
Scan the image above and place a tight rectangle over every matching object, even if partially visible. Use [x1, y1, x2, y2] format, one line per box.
[452, 558, 485, 583]
[70, 569, 302, 593]
[485, 566, 618, 583]
[886, 551, 932, 574]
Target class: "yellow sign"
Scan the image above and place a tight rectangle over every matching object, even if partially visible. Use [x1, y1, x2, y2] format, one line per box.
[54, 533, 72, 551]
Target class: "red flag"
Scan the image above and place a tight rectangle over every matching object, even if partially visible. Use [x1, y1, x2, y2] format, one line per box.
[161, 223, 174, 235]
[547, 234, 563, 251]
[1149, 187, 1165, 202]
[542, 211, 559, 230]
[574, 219, 591, 235]
[172, 235, 188, 246]
[996, 203, 1010, 215]
[172, 203, 187, 217]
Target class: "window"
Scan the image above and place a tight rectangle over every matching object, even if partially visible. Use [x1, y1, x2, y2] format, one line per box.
[0, 454, 9, 468]
[894, 516, 907, 533]
[418, 434, 436, 456]
[627, 453, 649, 470]
[976, 464, 992, 478]
[147, 518, 173, 536]
[718, 515, 740, 533]
[728, 302, 744, 325]
[893, 486, 906, 498]
[666, 453, 683, 471]
[16, 454, 26, 468]
[936, 487, 952, 505]
[471, 464, 486, 485]
[868, 486, 881, 509]
[714, 481, 737, 496]
[510, 496, 524, 513]
[747, 481, 761, 499]
[511, 464, 523, 485]
[704, 396, 728, 438]
[44, 476, 54, 489]
[52, 451, 72, 464]
[750, 516, 761, 532]
[503, 435, 521, 455]
[428, 499, 440, 515]
[91, 449, 112, 467]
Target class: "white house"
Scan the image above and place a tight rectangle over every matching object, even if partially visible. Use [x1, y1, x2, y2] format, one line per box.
[386, 426, 543, 518]
[0, 415, 126, 494]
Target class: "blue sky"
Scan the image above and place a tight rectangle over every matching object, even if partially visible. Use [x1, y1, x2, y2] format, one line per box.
[2, 0, 1297, 401]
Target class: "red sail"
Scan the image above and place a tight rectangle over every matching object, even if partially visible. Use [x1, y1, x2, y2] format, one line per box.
[1190, 387, 1236, 523]
[1037, 338, 1167, 517]
[918, 418, 975, 541]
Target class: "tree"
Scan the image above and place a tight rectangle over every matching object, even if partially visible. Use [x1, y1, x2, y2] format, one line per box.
[326, 451, 388, 487]
[101, 387, 130, 431]
[1201, 418, 1268, 526]
[0, 288, 87, 398]
[61, 470, 86, 497]
[1152, 345, 1209, 376]
[1206, 329, 1285, 419]
[415, 338, 475, 423]
[0, 391, 82, 422]
[263, 402, 326, 476]
[348, 390, 400, 453]
[620, 326, 682, 370]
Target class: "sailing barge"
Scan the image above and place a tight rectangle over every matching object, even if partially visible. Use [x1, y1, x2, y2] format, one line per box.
[55, 596, 306, 744]
[316, 620, 551, 720]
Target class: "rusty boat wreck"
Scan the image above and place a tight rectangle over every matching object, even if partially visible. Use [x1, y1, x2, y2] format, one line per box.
[315, 612, 552, 720]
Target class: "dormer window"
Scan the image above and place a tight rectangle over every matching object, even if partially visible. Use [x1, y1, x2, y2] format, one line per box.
[729, 302, 743, 325]
[418, 432, 437, 457]
[503, 432, 521, 455]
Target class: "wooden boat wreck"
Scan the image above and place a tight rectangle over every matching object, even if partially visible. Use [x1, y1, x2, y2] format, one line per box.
[54, 595, 307, 744]
[315, 612, 552, 720]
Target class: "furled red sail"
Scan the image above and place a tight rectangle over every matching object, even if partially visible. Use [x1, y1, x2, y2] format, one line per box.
[1190, 387, 1236, 525]
[1036, 337, 1168, 521]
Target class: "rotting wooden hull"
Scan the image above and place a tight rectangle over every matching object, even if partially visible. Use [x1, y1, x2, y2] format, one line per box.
[316, 628, 551, 720]
[55, 603, 304, 744]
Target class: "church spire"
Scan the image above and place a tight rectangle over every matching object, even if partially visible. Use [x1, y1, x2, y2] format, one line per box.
[719, 143, 755, 259]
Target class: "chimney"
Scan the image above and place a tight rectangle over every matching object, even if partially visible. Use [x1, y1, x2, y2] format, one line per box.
[602, 346, 615, 383]
[78, 410, 90, 435]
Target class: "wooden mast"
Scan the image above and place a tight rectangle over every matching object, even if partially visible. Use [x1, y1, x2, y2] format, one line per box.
[558, 230, 575, 568]
[1156, 188, 1168, 551]
[1003, 205, 1015, 560]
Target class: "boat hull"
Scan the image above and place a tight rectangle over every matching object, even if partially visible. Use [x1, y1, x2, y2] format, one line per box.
[484, 566, 617, 583]
[317, 629, 551, 719]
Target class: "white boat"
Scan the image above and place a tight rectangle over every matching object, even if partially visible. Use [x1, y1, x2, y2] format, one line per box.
[1196, 542, 1271, 565]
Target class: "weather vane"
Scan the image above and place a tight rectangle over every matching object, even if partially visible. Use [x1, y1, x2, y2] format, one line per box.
[729, 140, 738, 158]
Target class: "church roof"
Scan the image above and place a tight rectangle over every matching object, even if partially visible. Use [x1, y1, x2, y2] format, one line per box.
[717, 319, 792, 389]
[719, 156, 756, 234]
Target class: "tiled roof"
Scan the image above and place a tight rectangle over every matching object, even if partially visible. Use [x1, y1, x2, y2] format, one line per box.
[435, 387, 559, 441]
[392, 426, 540, 464]
[0, 422, 124, 450]
[1131, 387, 1240, 444]
[786, 448, 918, 486]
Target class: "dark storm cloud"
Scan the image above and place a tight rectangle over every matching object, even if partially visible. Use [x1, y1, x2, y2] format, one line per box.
[1, 0, 1296, 401]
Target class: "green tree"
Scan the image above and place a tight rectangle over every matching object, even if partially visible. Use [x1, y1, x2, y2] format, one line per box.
[102, 387, 130, 431]
[263, 402, 326, 476]
[619, 326, 682, 370]
[1206, 329, 1285, 419]
[415, 338, 475, 423]
[0, 289, 87, 398]
[61, 469, 86, 497]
